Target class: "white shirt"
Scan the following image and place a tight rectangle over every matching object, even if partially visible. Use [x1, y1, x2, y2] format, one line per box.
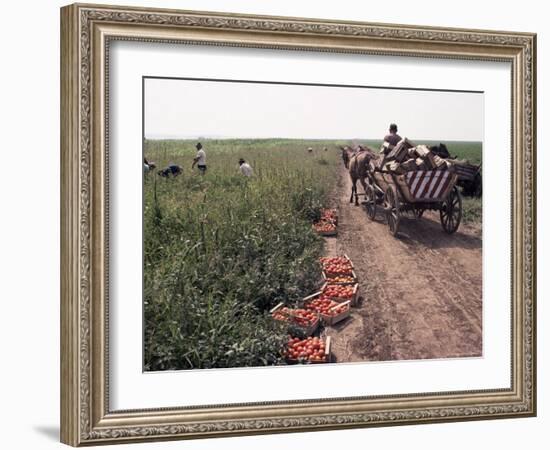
[196, 149, 206, 165]
[239, 162, 253, 177]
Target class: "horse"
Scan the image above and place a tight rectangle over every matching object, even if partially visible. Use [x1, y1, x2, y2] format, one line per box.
[348, 146, 379, 206]
[339, 145, 355, 169]
[430, 143, 451, 159]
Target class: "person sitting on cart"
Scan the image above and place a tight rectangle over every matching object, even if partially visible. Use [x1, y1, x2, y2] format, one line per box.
[381, 123, 402, 154]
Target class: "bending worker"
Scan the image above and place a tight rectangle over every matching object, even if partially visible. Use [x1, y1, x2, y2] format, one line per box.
[238, 158, 253, 177]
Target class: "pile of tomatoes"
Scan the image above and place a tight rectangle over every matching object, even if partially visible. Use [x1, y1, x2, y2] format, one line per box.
[320, 208, 338, 224]
[272, 307, 318, 327]
[284, 336, 327, 362]
[325, 274, 356, 284]
[291, 309, 319, 327]
[306, 296, 349, 317]
[272, 306, 292, 323]
[323, 284, 355, 300]
[306, 296, 338, 314]
[320, 256, 353, 275]
[312, 208, 338, 236]
[313, 222, 336, 233]
[324, 303, 349, 317]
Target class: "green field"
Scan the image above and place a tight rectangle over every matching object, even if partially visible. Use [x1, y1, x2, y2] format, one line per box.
[143, 139, 341, 371]
[143, 138, 482, 371]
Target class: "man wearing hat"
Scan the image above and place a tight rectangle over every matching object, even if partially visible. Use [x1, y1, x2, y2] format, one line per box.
[192, 142, 207, 174]
[238, 158, 253, 177]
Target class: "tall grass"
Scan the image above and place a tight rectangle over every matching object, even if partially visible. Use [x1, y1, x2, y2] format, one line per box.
[143, 139, 340, 370]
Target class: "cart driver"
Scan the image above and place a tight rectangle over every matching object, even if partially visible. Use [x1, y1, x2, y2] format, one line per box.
[381, 123, 402, 154]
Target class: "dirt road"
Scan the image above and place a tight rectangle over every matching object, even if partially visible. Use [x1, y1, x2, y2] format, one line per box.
[321, 166, 482, 362]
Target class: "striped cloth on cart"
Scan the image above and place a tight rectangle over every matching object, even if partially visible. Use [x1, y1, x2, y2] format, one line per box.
[405, 170, 452, 200]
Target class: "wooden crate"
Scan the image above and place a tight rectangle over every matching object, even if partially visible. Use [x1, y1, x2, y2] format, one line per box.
[300, 291, 322, 306]
[285, 336, 331, 364]
[322, 269, 358, 285]
[294, 314, 320, 336]
[321, 254, 354, 278]
[302, 291, 336, 314]
[270, 302, 291, 323]
[321, 282, 359, 306]
[313, 221, 338, 237]
[311, 336, 331, 363]
[271, 302, 320, 336]
[314, 226, 338, 237]
[321, 301, 351, 326]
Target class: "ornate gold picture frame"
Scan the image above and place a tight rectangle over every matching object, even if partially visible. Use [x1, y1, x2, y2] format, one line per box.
[60, 3, 536, 446]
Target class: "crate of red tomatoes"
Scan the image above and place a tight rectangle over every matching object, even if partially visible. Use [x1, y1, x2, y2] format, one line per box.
[312, 208, 339, 237]
[312, 221, 337, 236]
[321, 282, 359, 306]
[320, 208, 338, 225]
[270, 303, 320, 336]
[302, 292, 351, 326]
[321, 269, 358, 285]
[321, 301, 351, 326]
[284, 335, 331, 364]
[320, 255, 354, 279]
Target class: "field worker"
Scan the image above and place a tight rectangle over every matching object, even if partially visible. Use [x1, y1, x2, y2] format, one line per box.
[158, 164, 183, 177]
[192, 142, 207, 174]
[238, 158, 253, 177]
[383, 123, 402, 148]
[144, 157, 156, 170]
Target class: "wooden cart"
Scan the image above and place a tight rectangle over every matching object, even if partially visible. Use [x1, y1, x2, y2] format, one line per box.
[364, 168, 462, 237]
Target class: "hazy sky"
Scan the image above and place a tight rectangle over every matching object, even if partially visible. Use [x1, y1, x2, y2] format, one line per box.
[144, 78, 483, 142]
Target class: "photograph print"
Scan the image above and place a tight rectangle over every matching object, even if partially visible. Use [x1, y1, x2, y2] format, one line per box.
[143, 77, 483, 372]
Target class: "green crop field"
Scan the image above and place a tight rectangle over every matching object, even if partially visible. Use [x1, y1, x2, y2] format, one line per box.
[143, 138, 482, 371]
[143, 139, 341, 371]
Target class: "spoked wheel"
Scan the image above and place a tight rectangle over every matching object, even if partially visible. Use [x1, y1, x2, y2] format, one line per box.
[384, 186, 401, 236]
[413, 207, 425, 219]
[365, 183, 377, 220]
[440, 186, 462, 234]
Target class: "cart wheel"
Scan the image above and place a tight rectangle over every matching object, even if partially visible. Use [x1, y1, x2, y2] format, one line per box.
[440, 186, 462, 234]
[384, 186, 400, 236]
[413, 208, 425, 219]
[365, 183, 377, 220]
